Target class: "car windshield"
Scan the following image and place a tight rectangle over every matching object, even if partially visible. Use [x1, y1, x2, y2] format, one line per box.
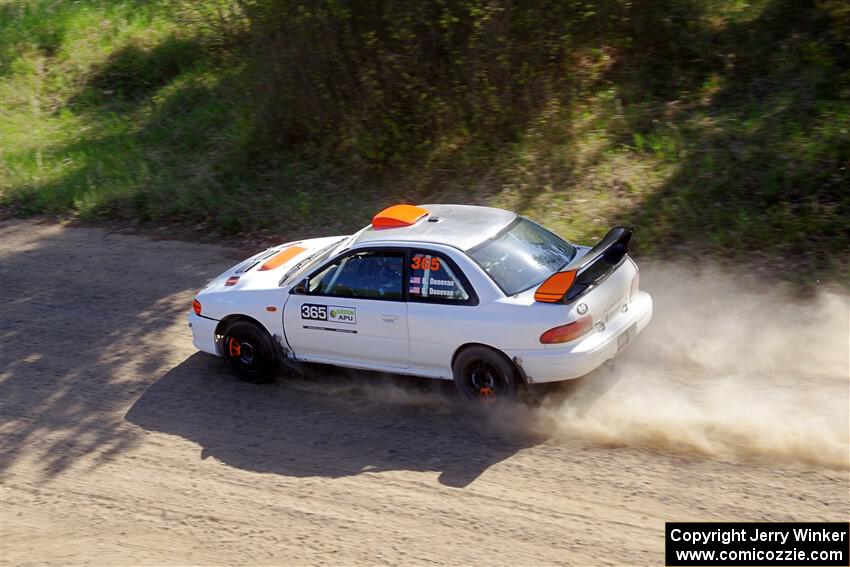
[468, 218, 577, 295]
[278, 238, 347, 286]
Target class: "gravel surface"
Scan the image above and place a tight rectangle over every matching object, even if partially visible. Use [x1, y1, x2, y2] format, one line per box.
[1, 219, 847, 566]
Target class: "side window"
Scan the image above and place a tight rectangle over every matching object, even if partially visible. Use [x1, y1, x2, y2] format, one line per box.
[408, 252, 471, 303]
[308, 251, 404, 300]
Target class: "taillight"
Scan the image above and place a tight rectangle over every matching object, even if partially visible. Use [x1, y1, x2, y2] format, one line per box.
[192, 299, 202, 316]
[540, 315, 593, 344]
[630, 270, 639, 298]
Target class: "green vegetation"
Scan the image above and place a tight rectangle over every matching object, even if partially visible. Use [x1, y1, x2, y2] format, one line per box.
[2, 0, 848, 282]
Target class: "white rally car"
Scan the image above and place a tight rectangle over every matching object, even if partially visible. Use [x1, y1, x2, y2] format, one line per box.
[189, 204, 652, 401]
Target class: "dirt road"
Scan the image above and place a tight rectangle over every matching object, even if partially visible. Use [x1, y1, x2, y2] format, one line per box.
[1, 219, 847, 566]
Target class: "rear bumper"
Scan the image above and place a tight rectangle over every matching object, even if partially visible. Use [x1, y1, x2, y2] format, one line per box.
[188, 312, 220, 356]
[506, 291, 652, 384]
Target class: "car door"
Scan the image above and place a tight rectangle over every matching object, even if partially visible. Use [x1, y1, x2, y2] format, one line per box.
[283, 248, 410, 369]
[405, 248, 479, 378]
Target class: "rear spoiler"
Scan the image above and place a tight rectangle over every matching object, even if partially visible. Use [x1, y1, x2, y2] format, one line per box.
[534, 226, 633, 304]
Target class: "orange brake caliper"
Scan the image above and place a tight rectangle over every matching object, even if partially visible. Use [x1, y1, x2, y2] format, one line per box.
[479, 386, 494, 398]
[228, 338, 241, 357]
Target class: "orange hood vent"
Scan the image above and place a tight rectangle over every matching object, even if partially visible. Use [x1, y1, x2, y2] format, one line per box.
[258, 245, 306, 271]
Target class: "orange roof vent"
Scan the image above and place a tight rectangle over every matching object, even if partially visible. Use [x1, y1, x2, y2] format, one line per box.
[372, 204, 429, 230]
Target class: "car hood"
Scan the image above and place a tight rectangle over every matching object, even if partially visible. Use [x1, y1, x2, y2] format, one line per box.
[199, 235, 348, 294]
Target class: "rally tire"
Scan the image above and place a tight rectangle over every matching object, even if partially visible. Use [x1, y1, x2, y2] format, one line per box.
[222, 320, 278, 384]
[452, 346, 517, 402]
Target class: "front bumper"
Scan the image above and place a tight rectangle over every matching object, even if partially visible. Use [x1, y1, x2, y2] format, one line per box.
[506, 290, 653, 384]
[188, 311, 220, 356]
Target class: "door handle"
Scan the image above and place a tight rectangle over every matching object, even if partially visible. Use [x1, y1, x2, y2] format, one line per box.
[381, 315, 398, 323]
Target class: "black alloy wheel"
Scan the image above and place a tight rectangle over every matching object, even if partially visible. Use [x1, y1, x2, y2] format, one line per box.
[222, 320, 278, 384]
[452, 346, 517, 402]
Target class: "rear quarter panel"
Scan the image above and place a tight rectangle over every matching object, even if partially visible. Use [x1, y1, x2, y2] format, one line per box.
[405, 245, 591, 377]
[406, 247, 639, 378]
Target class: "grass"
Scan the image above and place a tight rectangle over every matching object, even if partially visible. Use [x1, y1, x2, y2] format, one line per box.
[1, 0, 848, 285]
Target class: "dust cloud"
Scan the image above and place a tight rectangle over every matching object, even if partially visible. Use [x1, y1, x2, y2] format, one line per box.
[289, 263, 848, 469]
[525, 263, 850, 469]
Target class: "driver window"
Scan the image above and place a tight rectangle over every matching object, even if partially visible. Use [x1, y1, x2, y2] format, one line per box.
[308, 251, 404, 300]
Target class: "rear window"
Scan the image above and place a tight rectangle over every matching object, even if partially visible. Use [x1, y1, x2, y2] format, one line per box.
[468, 218, 577, 295]
[408, 252, 470, 303]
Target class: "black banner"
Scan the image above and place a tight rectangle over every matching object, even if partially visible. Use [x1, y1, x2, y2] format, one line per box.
[666, 522, 849, 566]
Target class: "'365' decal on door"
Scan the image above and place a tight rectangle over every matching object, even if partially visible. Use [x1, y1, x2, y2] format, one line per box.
[300, 304, 356, 324]
[300, 304, 327, 321]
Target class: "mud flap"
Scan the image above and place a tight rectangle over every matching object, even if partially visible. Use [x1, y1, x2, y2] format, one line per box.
[513, 356, 546, 405]
[273, 334, 309, 376]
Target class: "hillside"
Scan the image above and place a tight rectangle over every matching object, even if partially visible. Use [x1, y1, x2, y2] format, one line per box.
[2, 0, 848, 282]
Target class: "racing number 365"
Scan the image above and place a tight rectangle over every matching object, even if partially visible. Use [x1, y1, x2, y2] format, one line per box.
[301, 304, 327, 321]
[411, 256, 440, 271]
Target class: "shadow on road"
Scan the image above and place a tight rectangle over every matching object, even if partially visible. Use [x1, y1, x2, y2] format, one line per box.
[126, 353, 542, 488]
[0, 220, 227, 478]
